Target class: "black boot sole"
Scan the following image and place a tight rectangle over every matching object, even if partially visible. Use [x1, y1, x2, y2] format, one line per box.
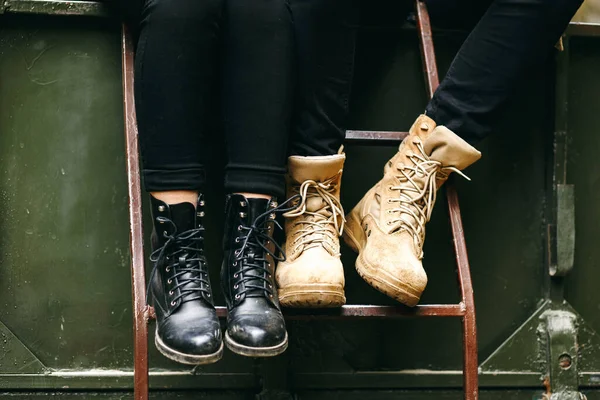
[224, 332, 288, 357]
[155, 329, 224, 365]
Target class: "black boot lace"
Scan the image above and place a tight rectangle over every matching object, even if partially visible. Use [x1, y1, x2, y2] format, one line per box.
[233, 196, 299, 300]
[147, 218, 211, 307]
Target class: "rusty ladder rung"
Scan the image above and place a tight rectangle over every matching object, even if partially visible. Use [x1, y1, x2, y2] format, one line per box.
[216, 304, 466, 319]
[122, 2, 478, 400]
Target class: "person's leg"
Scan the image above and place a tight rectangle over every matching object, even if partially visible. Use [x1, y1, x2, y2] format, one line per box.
[222, 0, 294, 199]
[426, 0, 584, 144]
[136, 0, 224, 199]
[288, 0, 359, 157]
[275, 0, 359, 309]
[135, 0, 224, 364]
[219, 0, 294, 356]
[344, 0, 583, 306]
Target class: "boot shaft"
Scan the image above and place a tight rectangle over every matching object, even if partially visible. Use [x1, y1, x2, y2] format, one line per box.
[150, 195, 205, 250]
[287, 153, 345, 198]
[284, 154, 346, 260]
[372, 115, 481, 248]
[149, 195, 213, 312]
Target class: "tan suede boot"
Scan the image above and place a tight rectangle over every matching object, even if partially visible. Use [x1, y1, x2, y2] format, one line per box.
[276, 151, 346, 308]
[342, 115, 481, 306]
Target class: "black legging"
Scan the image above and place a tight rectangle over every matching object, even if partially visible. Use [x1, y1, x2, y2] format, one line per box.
[289, 0, 584, 157]
[135, 0, 293, 198]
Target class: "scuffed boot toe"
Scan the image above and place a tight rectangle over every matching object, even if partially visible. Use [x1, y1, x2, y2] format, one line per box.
[225, 299, 288, 357]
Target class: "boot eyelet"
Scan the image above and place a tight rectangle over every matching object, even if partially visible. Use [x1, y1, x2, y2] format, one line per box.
[237, 225, 242, 231]
[165, 267, 171, 272]
[235, 237, 240, 243]
[269, 294, 274, 298]
[170, 300, 177, 306]
[234, 273, 239, 278]
[167, 279, 172, 284]
[267, 263, 271, 267]
[233, 262, 238, 267]
[207, 293, 211, 297]
[234, 284, 239, 289]
[239, 212, 247, 218]
[268, 274, 272, 279]
[169, 290, 174, 296]
[240, 201, 247, 207]
[235, 249, 241, 256]
[268, 284, 272, 289]
[386, 221, 392, 225]
[235, 294, 240, 300]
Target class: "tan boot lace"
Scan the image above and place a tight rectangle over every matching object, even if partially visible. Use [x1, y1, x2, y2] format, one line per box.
[387, 139, 469, 259]
[284, 174, 345, 255]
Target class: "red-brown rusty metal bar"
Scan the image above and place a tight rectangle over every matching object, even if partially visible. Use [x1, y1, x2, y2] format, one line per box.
[416, 1, 440, 98]
[346, 130, 409, 143]
[415, 1, 479, 399]
[121, 25, 150, 400]
[214, 304, 466, 320]
[447, 186, 479, 400]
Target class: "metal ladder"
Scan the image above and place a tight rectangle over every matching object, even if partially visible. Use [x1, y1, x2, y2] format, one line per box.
[121, 1, 479, 399]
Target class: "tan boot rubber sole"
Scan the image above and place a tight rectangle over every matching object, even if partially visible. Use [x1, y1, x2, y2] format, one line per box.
[279, 284, 346, 308]
[343, 211, 422, 308]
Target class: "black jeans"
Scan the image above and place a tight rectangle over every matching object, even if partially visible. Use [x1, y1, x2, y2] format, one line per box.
[135, 0, 293, 198]
[291, 0, 583, 156]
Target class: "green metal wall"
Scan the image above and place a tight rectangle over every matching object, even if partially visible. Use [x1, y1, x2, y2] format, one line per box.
[0, 8, 597, 400]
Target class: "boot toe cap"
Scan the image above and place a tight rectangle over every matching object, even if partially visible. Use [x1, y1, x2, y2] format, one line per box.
[226, 297, 287, 354]
[161, 328, 222, 356]
[227, 313, 287, 349]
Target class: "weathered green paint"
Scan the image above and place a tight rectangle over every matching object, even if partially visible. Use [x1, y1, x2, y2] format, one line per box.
[555, 184, 576, 277]
[2, 0, 109, 17]
[541, 310, 580, 399]
[0, 7, 598, 399]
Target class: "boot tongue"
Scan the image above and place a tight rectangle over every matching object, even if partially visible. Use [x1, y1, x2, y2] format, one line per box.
[166, 202, 204, 302]
[245, 197, 271, 223]
[168, 202, 197, 234]
[306, 196, 326, 213]
[242, 197, 275, 299]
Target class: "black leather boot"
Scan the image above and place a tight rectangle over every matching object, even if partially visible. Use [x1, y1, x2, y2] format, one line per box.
[221, 194, 288, 357]
[148, 195, 223, 364]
